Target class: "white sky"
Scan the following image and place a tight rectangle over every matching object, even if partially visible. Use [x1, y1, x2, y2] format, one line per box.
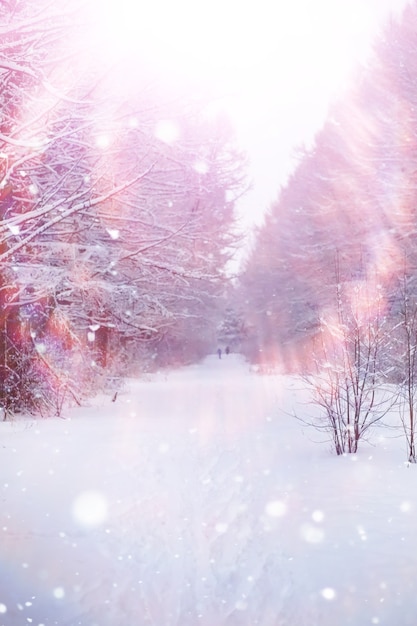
[96, 0, 410, 232]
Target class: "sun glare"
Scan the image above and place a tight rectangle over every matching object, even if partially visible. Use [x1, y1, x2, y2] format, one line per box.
[88, 0, 394, 118]
[91, 0, 275, 94]
[77, 0, 409, 237]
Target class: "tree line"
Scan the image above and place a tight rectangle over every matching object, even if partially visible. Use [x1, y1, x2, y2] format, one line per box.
[237, 1, 417, 459]
[0, 0, 245, 416]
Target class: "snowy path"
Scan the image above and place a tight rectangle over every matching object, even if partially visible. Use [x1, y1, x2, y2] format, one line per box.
[1, 355, 417, 625]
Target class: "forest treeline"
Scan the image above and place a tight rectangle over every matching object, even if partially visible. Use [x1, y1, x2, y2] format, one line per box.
[239, 1, 417, 371]
[0, 1, 245, 416]
[234, 1, 417, 458]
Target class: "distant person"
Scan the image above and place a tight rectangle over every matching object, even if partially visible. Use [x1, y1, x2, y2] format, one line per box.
[225, 346, 230, 355]
[217, 348, 222, 359]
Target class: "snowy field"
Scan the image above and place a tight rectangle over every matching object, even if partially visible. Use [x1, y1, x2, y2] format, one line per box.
[1, 354, 417, 625]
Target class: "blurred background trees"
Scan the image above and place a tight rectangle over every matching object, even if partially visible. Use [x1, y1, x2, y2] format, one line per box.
[234, 1, 417, 454]
[238, 1, 417, 380]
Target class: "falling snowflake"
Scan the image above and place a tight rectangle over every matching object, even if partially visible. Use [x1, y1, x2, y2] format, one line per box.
[106, 228, 119, 240]
[154, 120, 179, 144]
[265, 500, 287, 517]
[300, 523, 324, 544]
[321, 587, 336, 600]
[95, 134, 111, 149]
[400, 501, 412, 513]
[72, 491, 108, 528]
[193, 160, 209, 174]
[53, 587, 65, 600]
[312, 510, 325, 523]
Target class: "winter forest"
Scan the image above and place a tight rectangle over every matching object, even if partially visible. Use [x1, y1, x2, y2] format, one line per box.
[3, 1, 417, 624]
[0, 0, 246, 417]
[1, 1, 416, 455]
[239, 2, 417, 459]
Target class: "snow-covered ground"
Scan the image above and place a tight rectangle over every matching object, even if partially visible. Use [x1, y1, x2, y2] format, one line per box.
[1, 354, 417, 625]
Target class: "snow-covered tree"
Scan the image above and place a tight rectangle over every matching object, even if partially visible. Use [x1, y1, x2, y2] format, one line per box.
[302, 260, 395, 455]
[0, 0, 246, 413]
[389, 261, 417, 463]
